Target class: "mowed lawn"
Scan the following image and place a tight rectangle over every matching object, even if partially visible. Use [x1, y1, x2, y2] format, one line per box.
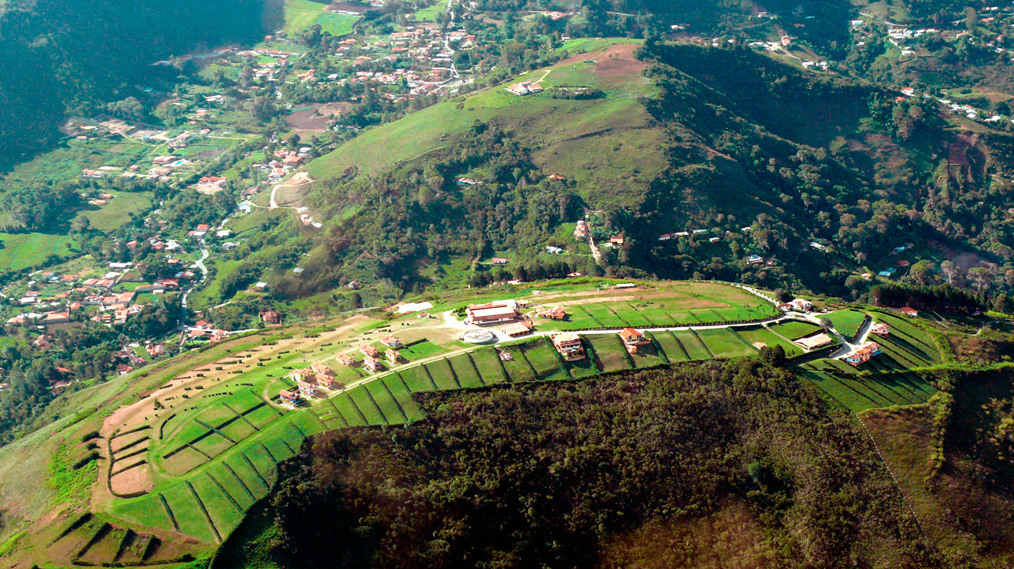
[314, 12, 358, 35]
[78, 191, 152, 232]
[536, 282, 779, 331]
[825, 309, 868, 341]
[587, 334, 633, 373]
[767, 319, 822, 340]
[281, 0, 324, 34]
[696, 328, 755, 359]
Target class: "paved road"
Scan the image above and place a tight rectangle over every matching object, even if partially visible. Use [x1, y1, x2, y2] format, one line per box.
[181, 241, 209, 311]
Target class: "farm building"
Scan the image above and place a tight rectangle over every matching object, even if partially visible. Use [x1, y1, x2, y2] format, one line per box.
[845, 342, 881, 366]
[794, 333, 833, 350]
[574, 220, 588, 239]
[467, 300, 522, 325]
[537, 306, 567, 320]
[552, 333, 586, 361]
[790, 299, 813, 311]
[501, 320, 534, 338]
[618, 328, 650, 353]
[311, 363, 338, 388]
[260, 310, 282, 325]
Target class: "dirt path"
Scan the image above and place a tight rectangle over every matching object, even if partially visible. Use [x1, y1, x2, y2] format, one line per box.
[270, 172, 313, 209]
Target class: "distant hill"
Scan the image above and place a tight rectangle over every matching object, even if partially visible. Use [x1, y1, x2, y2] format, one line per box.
[262, 39, 1011, 303]
[0, 0, 276, 166]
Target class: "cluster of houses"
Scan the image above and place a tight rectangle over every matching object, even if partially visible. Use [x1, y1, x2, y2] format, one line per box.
[779, 298, 813, 313]
[287, 361, 342, 400]
[186, 320, 231, 343]
[845, 342, 882, 366]
[4, 263, 186, 330]
[333, 335, 404, 374]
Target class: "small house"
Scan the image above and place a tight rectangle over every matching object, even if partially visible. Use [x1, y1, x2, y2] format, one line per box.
[618, 328, 650, 353]
[336, 354, 356, 366]
[870, 323, 890, 337]
[360, 344, 380, 357]
[279, 390, 300, 404]
[297, 380, 319, 398]
[552, 333, 585, 362]
[385, 349, 402, 364]
[380, 335, 402, 348]
[363, 355, 384, 373]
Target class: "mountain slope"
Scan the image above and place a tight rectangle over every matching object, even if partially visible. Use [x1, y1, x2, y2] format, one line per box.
[0, 0, 275, 165]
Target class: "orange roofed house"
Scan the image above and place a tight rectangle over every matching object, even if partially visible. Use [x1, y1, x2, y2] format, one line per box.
[845, 342, 881, 366]
[380, 335, 402, 348]
[618, 328, 650, 354]
[297, 380, 319, 398]
[363, 355, 384, 373]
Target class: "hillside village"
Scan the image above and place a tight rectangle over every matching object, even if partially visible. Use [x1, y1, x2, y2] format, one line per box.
[5, 0, 1014, 394]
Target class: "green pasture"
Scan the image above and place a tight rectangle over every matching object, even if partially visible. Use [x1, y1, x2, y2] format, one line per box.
[825, 309, 868, 341]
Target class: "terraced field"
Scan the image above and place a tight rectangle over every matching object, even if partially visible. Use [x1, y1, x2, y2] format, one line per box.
[29, 282, 956, 568]
[799, 359, 937, 413]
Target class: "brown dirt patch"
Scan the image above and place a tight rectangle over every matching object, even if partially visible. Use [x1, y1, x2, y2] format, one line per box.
[558, 43, 647, 78]
[593, 43, 647, 77]
[110, 462, 153, 497]
[285, 102, 350, 132]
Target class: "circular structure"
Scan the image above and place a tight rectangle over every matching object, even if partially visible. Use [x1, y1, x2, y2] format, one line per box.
[461, 329, 496, 345]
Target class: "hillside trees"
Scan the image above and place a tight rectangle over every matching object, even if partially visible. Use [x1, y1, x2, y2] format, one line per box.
[258, 361, 937, 569]
[0, 0, 272, 165]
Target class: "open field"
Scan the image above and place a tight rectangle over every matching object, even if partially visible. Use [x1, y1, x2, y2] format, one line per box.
[0, 232, 77, 273]
[280, 0, 325, 34]
[77, 191, 152, 232]
[825, 309, 868, 341]
[314, 12, 358, 35]
[413, 0, 449, 21]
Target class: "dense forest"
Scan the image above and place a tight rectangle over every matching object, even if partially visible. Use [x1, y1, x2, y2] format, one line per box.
[0, 0, 276, 166]
[219, 361, 938, 569]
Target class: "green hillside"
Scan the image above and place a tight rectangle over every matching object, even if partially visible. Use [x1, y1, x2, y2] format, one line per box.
[309, 38, 664, 207]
